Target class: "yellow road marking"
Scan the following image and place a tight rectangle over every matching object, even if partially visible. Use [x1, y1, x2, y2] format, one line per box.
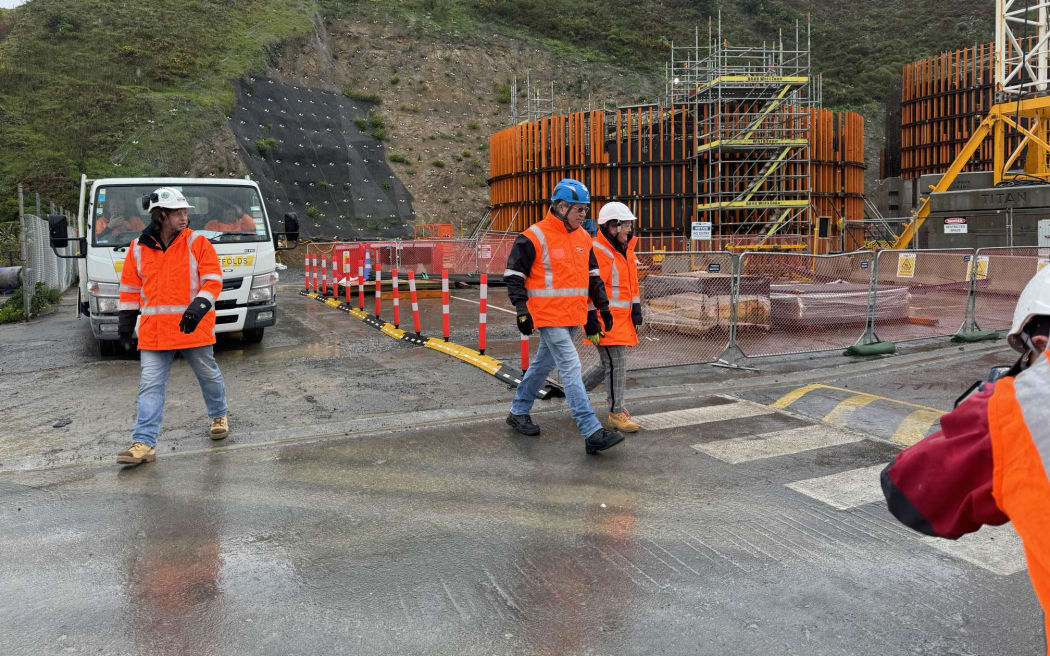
[773, 383, 945, 414]
[823, 393, 881, 428]
[891, 409, 945, 445]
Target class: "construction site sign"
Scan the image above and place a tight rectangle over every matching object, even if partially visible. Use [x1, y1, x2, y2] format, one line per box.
[965, 254, 989, 280]
[896, 253, 916, 278]
[944, 217, 968, 234]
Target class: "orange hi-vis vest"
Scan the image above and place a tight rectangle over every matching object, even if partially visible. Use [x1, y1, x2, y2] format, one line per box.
[590, 230, 639, 347]
[118, 228, 223, 351]
[521, 211, 595, 328]
[988, 350, 1050, 653]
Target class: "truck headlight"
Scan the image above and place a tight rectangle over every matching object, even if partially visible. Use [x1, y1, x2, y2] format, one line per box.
[88, 281, 120, 314]
[248, 285, 274, 303]
[88, 281, 119, 297]
[252, 272, 278, 288]
[96, 297, 119, 313]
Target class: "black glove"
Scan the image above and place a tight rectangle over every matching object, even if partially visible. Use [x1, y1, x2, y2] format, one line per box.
[118, 309, 139, 349]
[600, 308, 614, 332]
[631, 302, 643, 327]
[585, 309, 602, 335]
[515, 304, 534, 336]
[179, 297, 212, 334]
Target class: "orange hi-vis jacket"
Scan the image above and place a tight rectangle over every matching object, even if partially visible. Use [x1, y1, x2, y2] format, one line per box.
[118, 228, 223, 351]
[520, 212, 596, 328]
[590, 230, 639, 347]
[988, 351, 1050, 650]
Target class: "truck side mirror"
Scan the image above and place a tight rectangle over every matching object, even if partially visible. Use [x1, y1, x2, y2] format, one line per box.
[47, 213, 86, 259]
[48, 214, 68, 245]
[274, 212, 300, 251]
[284, 212, 299, 236]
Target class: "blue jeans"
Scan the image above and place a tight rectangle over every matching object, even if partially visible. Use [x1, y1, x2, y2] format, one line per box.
[132, 346, 228, 447]
[511, 326, 601, 438]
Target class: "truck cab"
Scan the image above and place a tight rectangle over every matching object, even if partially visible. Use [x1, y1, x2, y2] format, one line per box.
[50, 175, 298, 355]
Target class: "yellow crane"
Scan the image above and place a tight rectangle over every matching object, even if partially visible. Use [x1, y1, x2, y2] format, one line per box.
[888, 0, 1050, 249]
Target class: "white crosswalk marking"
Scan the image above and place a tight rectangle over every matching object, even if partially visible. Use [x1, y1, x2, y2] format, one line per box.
[691, 425, 863, 464]
[785, 464, 887, 510]
[919, 523, 1027, 575]
[632, 402, 773, 431]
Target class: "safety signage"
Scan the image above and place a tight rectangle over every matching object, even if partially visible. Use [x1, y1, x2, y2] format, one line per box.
[691, 221, 712, 241]
[708, 262, 721, 273]
[967, 254, 989, 280]
[860, 260, 869, 269]
[479, 244, 492, 260]
[896, 253, 916, 278]
[944, 217, 968, 234]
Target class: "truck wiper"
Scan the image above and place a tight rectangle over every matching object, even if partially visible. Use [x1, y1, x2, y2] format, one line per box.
[211, 232, 259, 240]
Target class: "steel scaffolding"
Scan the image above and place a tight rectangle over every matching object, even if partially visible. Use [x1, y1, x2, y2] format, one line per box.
[668, 16, 814, 249]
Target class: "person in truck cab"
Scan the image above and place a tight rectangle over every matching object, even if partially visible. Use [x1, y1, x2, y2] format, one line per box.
[115, 187, 231, 465]
[204, 203, 255, 233]
[95, 197, 145, 239]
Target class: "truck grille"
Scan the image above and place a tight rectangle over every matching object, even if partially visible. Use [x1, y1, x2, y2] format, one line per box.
[222, 277, 244, 291]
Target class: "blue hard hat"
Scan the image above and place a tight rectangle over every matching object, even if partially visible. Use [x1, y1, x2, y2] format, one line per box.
[551, 178, 590, 204]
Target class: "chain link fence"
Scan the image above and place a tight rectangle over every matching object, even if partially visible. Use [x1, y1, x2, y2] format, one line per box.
[971, 247, 1044, 331]
[867, 249, 973, 343]
[7, 185, 78, 321]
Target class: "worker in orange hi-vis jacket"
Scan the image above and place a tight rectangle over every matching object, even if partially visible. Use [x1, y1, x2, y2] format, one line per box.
[882, 265, 1050, 653]
[581, 202, 642, 434]
[115, 187, 230, 466]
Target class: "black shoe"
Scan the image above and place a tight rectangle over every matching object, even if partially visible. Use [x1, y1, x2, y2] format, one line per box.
[506, 413, 541, 436]
[585, 428, 624, 455]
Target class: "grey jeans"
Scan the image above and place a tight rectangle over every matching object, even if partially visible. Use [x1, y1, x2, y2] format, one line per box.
[582, 345, 628, 413]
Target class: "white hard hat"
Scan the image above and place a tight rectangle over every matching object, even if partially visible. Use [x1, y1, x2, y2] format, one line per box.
[598, 201, 637, 225]
[1008, 264, 1050, 352]
[144, 187, 193, 212]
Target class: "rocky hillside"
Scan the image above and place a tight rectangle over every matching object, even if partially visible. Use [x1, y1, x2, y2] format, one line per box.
[0, 0, 996, 232]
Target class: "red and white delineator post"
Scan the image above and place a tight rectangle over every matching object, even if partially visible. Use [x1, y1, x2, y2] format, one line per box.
[478, 273, 488, 355]
[321, 254, 328, 296]
[441, 269, 450, 342]
[391, 268, 400, 329]
[407, 271, 422, 335]
[303, 254, 309, 291]
[343, 252, 351, 304]
[357, 265, 365, 311]
[374, 269, 382, 318]
[311, 253, 318, 292]
[520, 333, 530, 372]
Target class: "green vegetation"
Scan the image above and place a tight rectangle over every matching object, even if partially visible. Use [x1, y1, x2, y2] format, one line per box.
[399, 103, 421, 113]
[466, 120, 479, 130]
[306, 205, 320, 219]
[342, 85, 382, 104]
[389, 74, 400, 85]
[389, 153, 409, 164]
[255, 137, 278, 157]
[0, 0, 313, 221]
[0, 283, 61, 323]
[494, 83, 511, 104]
[432, 159, 445, 168]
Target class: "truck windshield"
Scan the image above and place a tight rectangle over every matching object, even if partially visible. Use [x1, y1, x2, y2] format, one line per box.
[92, 184, 271, 247]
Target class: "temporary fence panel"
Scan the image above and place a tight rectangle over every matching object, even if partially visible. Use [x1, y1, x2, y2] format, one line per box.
[972, 246, 1046, 330]
[18, 210, 78, 318]
[632, 251, 736, 367]
[737, 251, 876, 357]
[872, 249, 974, 342]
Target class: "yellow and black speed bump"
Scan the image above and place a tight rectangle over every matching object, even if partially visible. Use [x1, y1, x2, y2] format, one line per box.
[300, 289, 563, 398]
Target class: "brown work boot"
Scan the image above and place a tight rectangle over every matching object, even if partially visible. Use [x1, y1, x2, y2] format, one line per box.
[608, 410, 640, 433]
[116, 442, 156, 465]
[210, 415, 229, 440]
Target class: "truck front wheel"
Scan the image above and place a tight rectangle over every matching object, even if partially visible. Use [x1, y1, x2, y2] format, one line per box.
[242, 328, 265, 344]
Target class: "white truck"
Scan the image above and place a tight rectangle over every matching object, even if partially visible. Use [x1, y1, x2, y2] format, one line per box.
[48, 175, 299, 355]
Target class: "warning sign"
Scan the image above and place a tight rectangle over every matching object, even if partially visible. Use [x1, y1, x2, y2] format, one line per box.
[944, 217, 968, 234]
[1039, 258, 1049, 273]
[896, 253, 916, 278]
[966, 254, 989, 280]
[479, 244, 492, 260]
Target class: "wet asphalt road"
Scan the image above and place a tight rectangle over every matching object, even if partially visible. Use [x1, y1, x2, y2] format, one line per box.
[0, 275, 1043, 655]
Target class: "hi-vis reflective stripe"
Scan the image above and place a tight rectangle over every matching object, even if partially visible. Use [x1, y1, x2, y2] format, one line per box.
[141, 304, 189, 315]
[609, 300, 632, 309]
[119, 284, 141, 293]
[188, 231, 204, 299]
[1012, 353, 1050, 477]
[201, 274, 222, 284]
[592, 241, 622, 298]
[504, 269, 526, 278]
[118, 301, 140, 310]
[632, 296, 641, 303]
[527, 225, 554, 289]
[528, 288, 587, 298]
[133, 240, 143, 279]
[197, 290, 216, 304]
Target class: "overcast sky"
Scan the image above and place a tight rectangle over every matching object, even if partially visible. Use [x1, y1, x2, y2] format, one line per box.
[0, 0, 26, 8]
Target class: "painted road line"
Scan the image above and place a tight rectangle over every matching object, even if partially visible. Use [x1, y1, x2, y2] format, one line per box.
[772, 383, 947, 414]
[770, 383, 823, 409]
[823, 393, 880, 428]
[692, 425, 863, 464]
[785, 464, 887, 510]
[450, 295, 516, 315]
[633, 402, 773, 431]
[891, 408, 945, 445]
[919, 523, 1027, 576]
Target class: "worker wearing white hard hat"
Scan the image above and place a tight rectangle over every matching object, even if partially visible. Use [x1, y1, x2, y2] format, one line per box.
[581, 202, 643, 433]
[882, 265, 1050, 647]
